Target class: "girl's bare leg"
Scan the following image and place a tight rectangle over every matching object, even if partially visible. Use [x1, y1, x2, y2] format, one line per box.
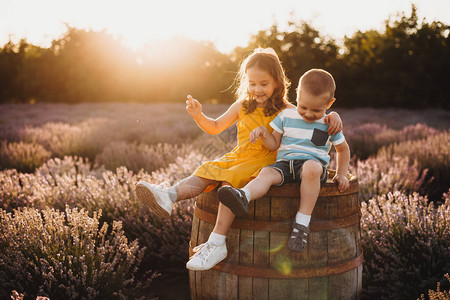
[213, 203, 235, 235]
[244, 167, 282, 200]
[213, 182, 235, 235]
[173, 175, 217, 201]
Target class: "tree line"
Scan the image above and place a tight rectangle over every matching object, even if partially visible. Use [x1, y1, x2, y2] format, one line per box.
[1, 6, 449, 108]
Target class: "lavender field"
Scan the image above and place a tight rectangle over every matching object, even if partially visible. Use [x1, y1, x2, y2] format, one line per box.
[0, 103, 449, 300]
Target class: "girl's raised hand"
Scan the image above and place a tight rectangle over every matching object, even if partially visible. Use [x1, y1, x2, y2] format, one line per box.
[249, 126, 268, 143]
[324, 111, 343, 135]
[186, 95, 202, 118]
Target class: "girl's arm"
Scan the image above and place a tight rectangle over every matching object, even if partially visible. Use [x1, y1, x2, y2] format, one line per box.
[186, 95, 240, 135]
[249, 126, 282, 151]
[324, 111, 342, 135]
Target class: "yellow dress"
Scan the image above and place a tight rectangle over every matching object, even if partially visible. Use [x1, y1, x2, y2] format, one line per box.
[193, 105, 279, 191]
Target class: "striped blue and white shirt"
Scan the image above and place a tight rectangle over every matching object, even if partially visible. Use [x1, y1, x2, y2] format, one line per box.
[270, 108, 345, 166]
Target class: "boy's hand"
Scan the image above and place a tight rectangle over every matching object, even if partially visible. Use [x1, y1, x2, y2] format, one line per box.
[249, 126, 269, 143]
[186, 95, 202, 118]
[332, 174, 350, 192]
[324, 112, 342, 135]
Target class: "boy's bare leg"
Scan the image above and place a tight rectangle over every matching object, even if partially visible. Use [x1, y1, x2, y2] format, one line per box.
[173, 175, 217, 201]
[288, 160, 323, 252]
[244, 167, 283, 200]
[298, 160, 323, 214]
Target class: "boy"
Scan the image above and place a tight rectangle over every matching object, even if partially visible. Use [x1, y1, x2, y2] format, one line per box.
[218, 69, 350, 252]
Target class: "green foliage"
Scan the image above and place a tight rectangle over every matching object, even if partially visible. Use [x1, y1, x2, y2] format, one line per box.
[341, 5, 450, 108]
[232, 22, 339, 103]
[0, 28, 234, 104]
[361, 191, 450, 300]
[0, 206, 148, 299]
[1, 6, 448, 108]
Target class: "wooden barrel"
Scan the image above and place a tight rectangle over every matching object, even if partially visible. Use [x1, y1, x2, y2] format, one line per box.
[189, 171, 362, 300]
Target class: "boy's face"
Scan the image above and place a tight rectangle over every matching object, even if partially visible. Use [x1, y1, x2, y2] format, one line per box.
[296, 89, 334, 123]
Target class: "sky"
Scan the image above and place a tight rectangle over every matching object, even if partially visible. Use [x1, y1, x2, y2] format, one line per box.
[1, 0, 449, 53]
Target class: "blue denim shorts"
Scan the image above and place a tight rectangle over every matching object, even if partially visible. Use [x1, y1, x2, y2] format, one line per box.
[268, 160, 327, 186]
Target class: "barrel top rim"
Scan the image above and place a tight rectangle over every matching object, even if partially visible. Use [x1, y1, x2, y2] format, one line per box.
[266, 170, 357, 193]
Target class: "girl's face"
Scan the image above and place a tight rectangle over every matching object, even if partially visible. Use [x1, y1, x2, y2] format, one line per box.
[246, 67, 276, 105]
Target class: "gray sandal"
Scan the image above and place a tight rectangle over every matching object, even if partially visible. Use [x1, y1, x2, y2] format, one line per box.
[288, 222, 309, 252]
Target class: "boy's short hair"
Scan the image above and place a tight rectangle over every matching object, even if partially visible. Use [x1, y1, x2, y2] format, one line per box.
[299, 69, 336, 100]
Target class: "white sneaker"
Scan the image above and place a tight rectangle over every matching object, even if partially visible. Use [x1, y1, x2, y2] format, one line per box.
[135, 181, 174, 218]
[186, 242, 227, 271]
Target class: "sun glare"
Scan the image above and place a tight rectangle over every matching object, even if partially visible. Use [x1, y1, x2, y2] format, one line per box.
[2, 0, 450, 54]
[91, 1, 224, 51]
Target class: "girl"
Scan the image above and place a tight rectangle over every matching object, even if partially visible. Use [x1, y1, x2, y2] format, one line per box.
[136, 48, 342, 270]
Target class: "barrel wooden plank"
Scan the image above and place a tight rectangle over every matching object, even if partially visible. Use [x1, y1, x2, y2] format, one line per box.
[253, 197, 270, 267]
[198, 219, 213, 246]
[314, 195, 338, 219]
[190, 212, 200, 248]
[308, 230, 328, 267]
[269, 278, 291, 299]
[356, 223, 362, 256]
[190, 172, 362, 300]
[269, 191, 291, 285]
[308, 277, 329, 299]
[252, 197, 270, 299]
[345, 268, 358, 300]
[196, 221, 216, 299]
[200, 269, 216, 299]
[239, 198, 255, 267]
[239, 228, 254, 299]
[197, 194, 205, 210]
[254, 196, 271, 221]
[203, 191, 218, 213]
[224, 272, 238, 299]
[328, 272, 342, 299]
[194, 270, 201, 300]
[240, 229, 254, 266]
[327, 227, 341, 265]
[247, 199, 255, 218]
[343, 226, 357, 259]
[189, 270, 196, 300]
[252, 278, 269, 300]
[214, 270, 226, 299]
[192, 219, 213, 300]
[239, 277, 253, 300]
[330, 268, 358, 300]
[270, 196, 296, 221]
[356, 264, 363, 299]
[290, 243, 310, 269]
[225, 227, 239, 265]
[338, 194, 354, 218]
[290, 279, 309, 300]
